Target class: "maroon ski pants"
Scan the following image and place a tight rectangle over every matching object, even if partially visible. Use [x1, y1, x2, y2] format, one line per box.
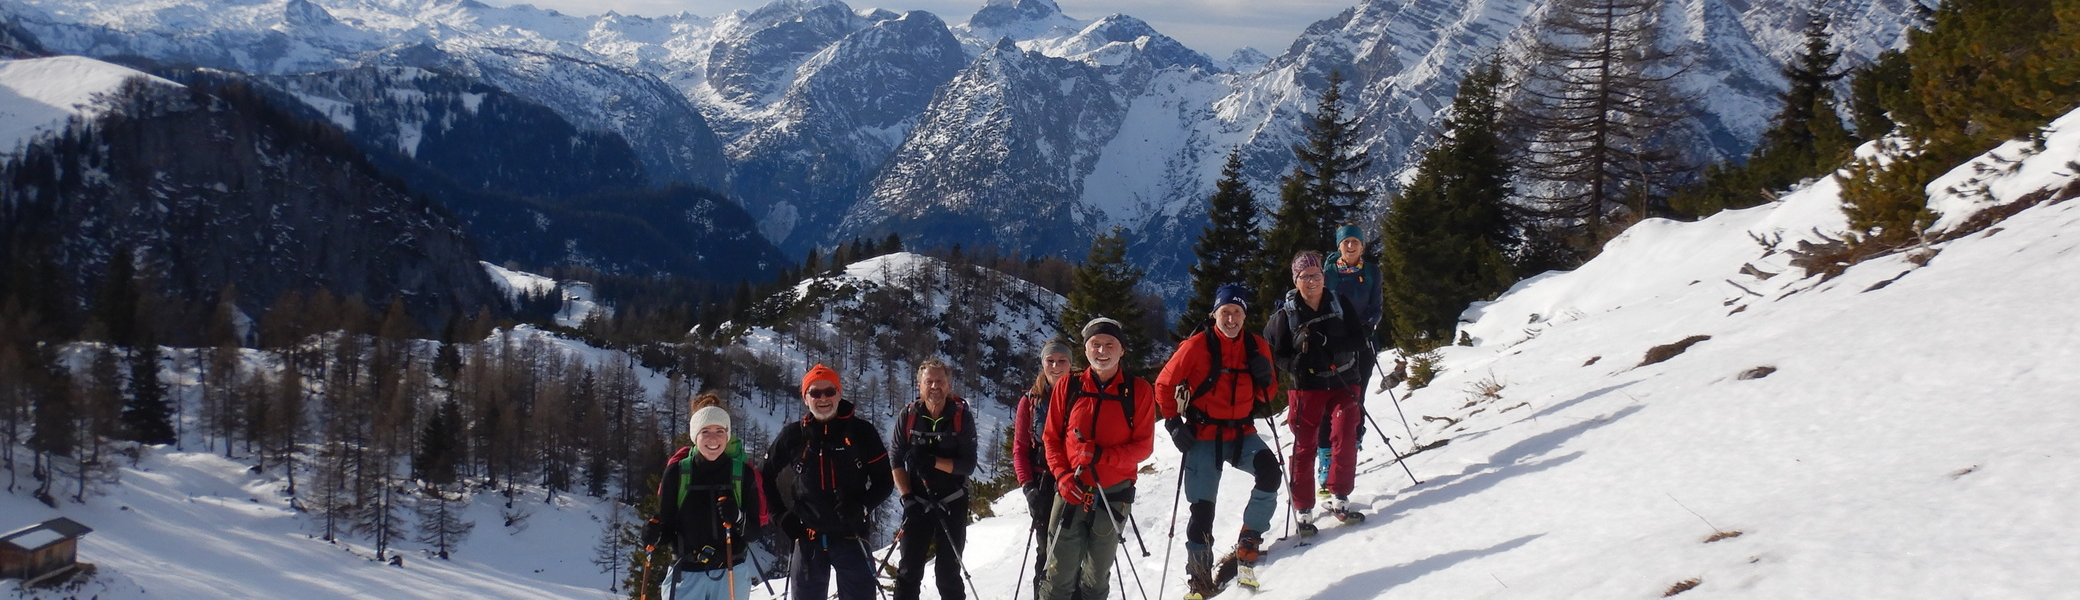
[1285, 386, 1360, 511]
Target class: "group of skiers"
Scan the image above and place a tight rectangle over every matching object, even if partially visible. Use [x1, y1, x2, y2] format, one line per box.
[641, 226, 1402, 600]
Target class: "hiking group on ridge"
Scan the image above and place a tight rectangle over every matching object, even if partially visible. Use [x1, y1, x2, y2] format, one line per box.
[642, 225, 1409, 600]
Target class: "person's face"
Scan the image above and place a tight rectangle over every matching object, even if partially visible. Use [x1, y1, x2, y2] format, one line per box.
[1339, 237, 1363, 263]
[1294, 265, 1325, 299]
[803, 382, 840, 420]
[696, 424, 728, 461]
[1042, 352, 1072, 382]
[1085, 334, 1122, 372]
[917, 367, 949, 405]
[1212, 304, 1246, 338]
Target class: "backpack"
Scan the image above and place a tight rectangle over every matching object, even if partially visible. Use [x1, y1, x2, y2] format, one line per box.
[902, 398, 967, 445]
[1183, 322, 1268, 431]
[664, 438, 749, 511]
[1281, 291, 1360, 380]
[1063, 370, 1139, 437]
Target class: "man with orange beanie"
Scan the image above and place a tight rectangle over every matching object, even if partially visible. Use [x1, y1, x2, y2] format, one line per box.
[762, 364, 894, 600]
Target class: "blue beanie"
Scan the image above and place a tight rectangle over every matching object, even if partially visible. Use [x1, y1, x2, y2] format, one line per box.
[1213, 283, 1249, 312]
[1336, 225, 1364, 244]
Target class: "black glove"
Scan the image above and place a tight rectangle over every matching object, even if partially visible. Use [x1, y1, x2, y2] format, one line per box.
[1165, 418, 1194, 453]
[780, 515, 810, 541]
[1247, 349, 1274, 387]
[639, 518, 665, 548]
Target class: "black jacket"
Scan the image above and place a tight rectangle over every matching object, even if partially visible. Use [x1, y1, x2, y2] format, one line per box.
[761, 400, 895, 541]
[1264, 289, 1374, 390]
[889, 396, 979, 501]
[655, 445, 767, 571]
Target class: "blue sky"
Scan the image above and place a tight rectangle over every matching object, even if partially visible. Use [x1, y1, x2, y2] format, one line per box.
[481, 0, 1354, 59]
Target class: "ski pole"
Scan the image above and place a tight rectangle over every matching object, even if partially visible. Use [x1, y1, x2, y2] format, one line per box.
[1366, 340, 1420, 442]
[1260, 414, 1298, 541]
[725, 526, 737, 600]
[783, 539, 795, 600]
[932, 513, 983, 600]
[744, 538, 778, 596]
[1091, 482, 1153, 600]
[639, 539, 658, 600]
[858, 537, 890, 600]
[1157, 462, 1185, 600]
[1359, 408, 1422, 485]
[1010, 523, 1035, 600]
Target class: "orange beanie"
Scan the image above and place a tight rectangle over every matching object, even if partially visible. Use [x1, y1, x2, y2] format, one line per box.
[801, 364, 842, 397]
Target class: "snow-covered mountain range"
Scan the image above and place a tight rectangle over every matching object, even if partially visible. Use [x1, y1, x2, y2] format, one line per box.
[0, 0, 1930, 298]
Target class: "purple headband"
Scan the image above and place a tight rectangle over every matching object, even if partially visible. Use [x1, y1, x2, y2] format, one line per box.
[1290, 252, 1323, 275]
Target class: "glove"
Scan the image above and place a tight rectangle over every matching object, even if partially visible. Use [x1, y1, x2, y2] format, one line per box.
[781, 515, 810, 541]
[1296, 326, 1311, 354]
[1247, 350, 1274, 387]
[639, 518, 664, 548]
[1057, 472, 1091, 505]
[1165, 418, 1194, 453]
[1023, 482, 1051, 526]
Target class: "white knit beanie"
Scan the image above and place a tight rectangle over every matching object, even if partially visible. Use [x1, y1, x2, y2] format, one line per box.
[689, 405, 732, 438]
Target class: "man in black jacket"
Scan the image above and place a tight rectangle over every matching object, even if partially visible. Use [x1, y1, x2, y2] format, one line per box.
[1264, 251, 1374, 534]
[762, 364, 895, 600]
[889, 359, 979, 600]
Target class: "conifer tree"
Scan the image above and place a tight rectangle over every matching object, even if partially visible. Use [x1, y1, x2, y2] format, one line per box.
[1672, 14, 1855, 217]
[1513, 0, 1695, 256]
[1061, 229, 1154, 374]
[1380, 61, 1519, 350]
[120, 333, 176, 445]
[1291, 71, 1373, 230]
[1254, 170, 1324, 316]
[1840, 0, 2080, 245]
[1174, 150, 1262, 339]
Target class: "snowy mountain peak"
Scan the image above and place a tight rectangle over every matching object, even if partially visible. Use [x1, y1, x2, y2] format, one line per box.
[0, 56, 179, 157]
[968, 0, 1065, 29]
[281, 0, 342, 30]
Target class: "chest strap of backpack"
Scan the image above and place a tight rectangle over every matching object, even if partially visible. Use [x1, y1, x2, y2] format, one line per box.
[676, 447, 747, 510]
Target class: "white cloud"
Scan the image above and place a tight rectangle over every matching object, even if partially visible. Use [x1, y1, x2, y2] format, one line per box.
[484, 0, 1351, 58]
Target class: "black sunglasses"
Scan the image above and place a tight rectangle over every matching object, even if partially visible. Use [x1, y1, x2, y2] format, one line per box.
[808, 387, 839, 399]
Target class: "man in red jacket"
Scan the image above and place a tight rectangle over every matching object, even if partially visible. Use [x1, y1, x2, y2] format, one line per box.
[1039, 317, 1156, 600]
[1154, 283, 1280, 595]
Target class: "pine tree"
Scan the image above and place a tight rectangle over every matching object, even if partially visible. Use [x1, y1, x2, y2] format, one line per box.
[1380, 61, 1519, 350]
[1254, 170, 1324, 317]
[1513, 0, 1695, 256]
[1840, 0, 2080, 245]
[1174, 150, 1262, 339]
[1293, 71, 1373, 229]
[120, 333, 176, 445]
[1672, 13, 1855, 217]
[415, 483, 475, 560]
[1060, 229, 1154, 374]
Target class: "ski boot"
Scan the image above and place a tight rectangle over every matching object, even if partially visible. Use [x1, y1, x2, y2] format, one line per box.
[1295, 509, 1319, 537]
[1233, 529, 1264, 589]
[1325, 495, 1366, 525]
[1315, 453, 1332, 498]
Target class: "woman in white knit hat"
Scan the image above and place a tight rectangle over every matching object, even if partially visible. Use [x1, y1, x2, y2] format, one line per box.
[642, 392, 771, 600]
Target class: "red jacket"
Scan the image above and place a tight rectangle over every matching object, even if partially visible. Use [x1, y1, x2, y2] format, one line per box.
[1155, 328, 1276, 440]
[1043, 367, 1156, 489]
[1012, 389, 1049, 485]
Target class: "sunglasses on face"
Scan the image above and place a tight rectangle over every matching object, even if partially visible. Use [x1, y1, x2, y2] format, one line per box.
[808, 387, 839, 399]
